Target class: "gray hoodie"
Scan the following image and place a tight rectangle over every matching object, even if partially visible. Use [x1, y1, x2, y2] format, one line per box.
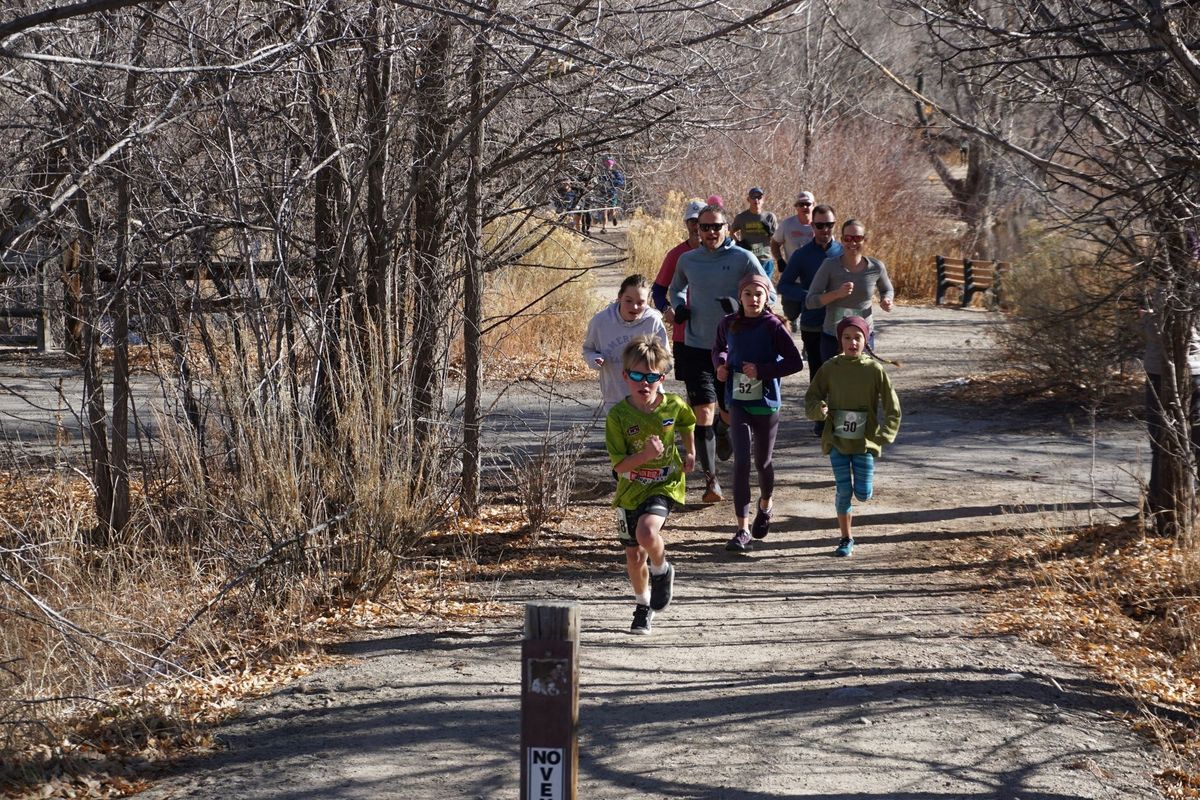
[667, 237, 772, 350]
[582, 302, 668, 411]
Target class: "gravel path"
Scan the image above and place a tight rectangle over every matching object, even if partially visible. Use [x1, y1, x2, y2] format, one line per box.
[139, 225, 1165, 799]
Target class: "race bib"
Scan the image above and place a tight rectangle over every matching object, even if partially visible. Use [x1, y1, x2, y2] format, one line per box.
[832, 305, 860, 324]
[615, 507, 629, 539]
[732, 371, 763, 401]
[833, 409, 867, 439]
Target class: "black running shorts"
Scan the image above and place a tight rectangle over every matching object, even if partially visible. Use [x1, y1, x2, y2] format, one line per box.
[616, 494, 672, 548]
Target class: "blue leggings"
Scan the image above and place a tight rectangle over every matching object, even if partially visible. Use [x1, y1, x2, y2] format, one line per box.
[830, 450, 875, 515]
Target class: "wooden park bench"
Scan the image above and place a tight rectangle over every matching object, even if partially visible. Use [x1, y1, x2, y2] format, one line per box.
[934, 256, 1010, 309]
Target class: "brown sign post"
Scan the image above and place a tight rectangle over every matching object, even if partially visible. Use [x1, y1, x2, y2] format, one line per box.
[520, 603, 579, 800]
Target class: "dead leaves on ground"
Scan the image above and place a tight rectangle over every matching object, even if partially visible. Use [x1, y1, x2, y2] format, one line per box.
[959, 519, 1200, 796]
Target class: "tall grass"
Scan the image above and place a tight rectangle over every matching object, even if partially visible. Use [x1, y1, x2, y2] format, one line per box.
[626, 190, 695, 280]
[480, 213, 602, 376]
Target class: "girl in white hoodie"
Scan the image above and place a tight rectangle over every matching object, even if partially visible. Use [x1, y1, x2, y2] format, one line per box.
[583, 274, 669, 412]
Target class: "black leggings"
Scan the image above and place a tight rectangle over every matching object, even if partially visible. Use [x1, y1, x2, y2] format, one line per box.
[729, 405, 780, 519]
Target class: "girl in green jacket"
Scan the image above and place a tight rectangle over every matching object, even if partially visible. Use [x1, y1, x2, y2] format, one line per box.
[804, 316, 901, 557]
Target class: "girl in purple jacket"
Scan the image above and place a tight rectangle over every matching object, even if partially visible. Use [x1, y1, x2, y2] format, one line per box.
[713, 274, 804, 553]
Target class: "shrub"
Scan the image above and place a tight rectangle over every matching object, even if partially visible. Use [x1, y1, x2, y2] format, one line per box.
[989, 229, 1142, 402]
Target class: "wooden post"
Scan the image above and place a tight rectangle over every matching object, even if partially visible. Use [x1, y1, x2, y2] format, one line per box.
[935, 255, 947, 305]
[961, 257, 976, 307]
[37, 257, 64, 352]
[521, 603, 579, 800]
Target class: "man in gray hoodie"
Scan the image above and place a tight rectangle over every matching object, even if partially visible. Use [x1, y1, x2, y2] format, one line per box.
[668, 204, 773, 502]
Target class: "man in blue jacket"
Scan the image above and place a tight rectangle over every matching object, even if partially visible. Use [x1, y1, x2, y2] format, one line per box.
[777, 204, 842, 435]
[668, 205, 773, 502]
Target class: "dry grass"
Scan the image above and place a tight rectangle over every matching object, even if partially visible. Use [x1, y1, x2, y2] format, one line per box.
[625, 190, 695, 280]
[480, 213, 601, 381]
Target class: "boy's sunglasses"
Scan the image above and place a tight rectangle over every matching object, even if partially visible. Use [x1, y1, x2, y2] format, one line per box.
[626, 370, 664, 384]
[812, 221, 836, 229]
[698, 223, 725, 232]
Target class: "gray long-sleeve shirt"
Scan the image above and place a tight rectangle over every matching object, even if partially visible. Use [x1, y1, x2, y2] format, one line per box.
[805, 255, 894, 336]
[667, 237, 771, 350]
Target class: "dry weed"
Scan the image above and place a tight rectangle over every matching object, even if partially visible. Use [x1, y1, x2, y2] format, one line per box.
[474, 214, 600, 379]
[625, 190, 694, 280]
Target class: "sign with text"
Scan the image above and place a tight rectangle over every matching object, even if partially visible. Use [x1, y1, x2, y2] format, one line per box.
[527, 747, 564, 800]
[520, 636, 577, 799]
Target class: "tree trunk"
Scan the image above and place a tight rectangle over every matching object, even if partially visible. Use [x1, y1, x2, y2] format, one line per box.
[77, 192, 113, 547]
[461, 6, 492, 516]
[410, 20, 454, 485]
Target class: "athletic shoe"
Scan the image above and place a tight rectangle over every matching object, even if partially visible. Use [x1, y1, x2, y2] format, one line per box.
[751, 505, 773, 539]
[834, 538, 854, 557]
[649, 564, 674, 611]
[715, 426, 733, 462]
[630, 603, 653, 634]
[725, 528, 753, 553]
[702, 475, 723, 503]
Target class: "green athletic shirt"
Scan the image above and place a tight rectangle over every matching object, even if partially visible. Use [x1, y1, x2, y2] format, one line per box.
[605, 393, 697, 510]
[804, 354, 901, 457]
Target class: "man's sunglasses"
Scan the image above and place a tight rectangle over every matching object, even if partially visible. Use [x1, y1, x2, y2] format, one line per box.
[813, 221, 836, 229]
[795, 202, 813, 207]
[699, 223, 726, 232]
[843, 234, 866, 243]
[626, 370, 664, 384]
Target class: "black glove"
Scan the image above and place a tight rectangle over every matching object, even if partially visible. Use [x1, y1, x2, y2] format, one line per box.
[717, 296, 739, 315]
[673, 304, 691, 323]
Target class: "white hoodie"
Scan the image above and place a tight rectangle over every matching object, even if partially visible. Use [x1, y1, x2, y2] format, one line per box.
[582, 302, 668, 411]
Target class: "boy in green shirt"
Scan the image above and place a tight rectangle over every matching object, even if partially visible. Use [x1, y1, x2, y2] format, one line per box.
[605, 336, 696, 634]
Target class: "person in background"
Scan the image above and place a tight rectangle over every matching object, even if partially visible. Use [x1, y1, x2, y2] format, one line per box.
[606, 336, 695, 634]
[805, 218, 894, 363]
[668, 204, 773, 503]
[600, 157, 626, 229]
[778, 204, 843, 436]
[583, 274, 669, 413]
[804, 316, 901, 558]
[652, 197, 705, 367]
[730, 187, 779, 278]
[771, 191, 816, 330]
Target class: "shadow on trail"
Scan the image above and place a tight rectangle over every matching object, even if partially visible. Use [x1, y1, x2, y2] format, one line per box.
[154, 629, 1144, 800]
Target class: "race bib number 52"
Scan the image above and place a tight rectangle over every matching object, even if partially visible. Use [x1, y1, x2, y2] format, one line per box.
[732, 371, 763, 401]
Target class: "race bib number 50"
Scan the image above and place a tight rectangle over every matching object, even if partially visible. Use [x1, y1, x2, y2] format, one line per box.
[833, 409, 867, 439]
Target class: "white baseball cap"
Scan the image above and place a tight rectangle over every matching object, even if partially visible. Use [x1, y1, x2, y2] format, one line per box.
[683, 198, 707, 221]
[794, 191, 816, 205]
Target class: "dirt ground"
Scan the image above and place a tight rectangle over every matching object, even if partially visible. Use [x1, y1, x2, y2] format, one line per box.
[134, 226, 1169, 799]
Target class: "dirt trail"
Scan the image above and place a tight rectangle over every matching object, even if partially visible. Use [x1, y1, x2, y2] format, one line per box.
[140, 226, 1166, 799]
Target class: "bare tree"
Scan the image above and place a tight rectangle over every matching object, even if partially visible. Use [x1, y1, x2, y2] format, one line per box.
[840, 0, 1199, 535]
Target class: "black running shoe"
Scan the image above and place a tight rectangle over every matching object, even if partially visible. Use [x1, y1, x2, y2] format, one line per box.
[716, 426, 733, 462]
[751, 505, 773, 539]
[630, 604, 653, 634]
[649, 563, 675, 611]
[725, 528, 753, 553]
